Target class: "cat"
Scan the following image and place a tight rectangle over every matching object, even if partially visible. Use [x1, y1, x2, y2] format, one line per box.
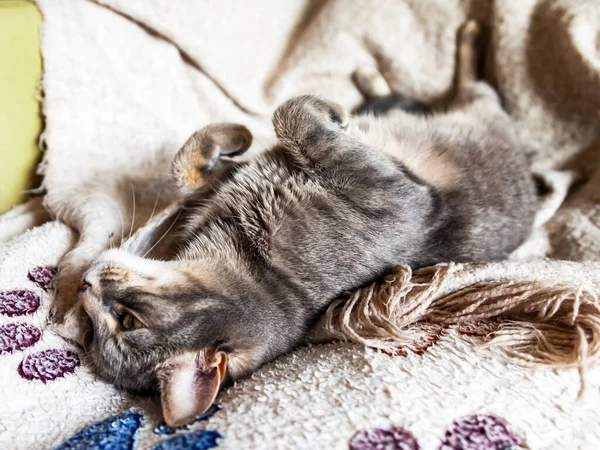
[69, 21, 536, 426]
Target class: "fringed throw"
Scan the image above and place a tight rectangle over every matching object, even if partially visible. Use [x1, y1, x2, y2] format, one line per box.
[316, 262, 600, 396]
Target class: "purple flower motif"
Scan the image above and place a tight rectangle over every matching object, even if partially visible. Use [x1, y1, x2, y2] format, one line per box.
[439, 414, 524, 450]
[18, 349, 80, 382]
[0, 323, 42, 355]
[0, 290, 41, 317]
[350, 426, 420, 450]
[28, 266, 58, 292]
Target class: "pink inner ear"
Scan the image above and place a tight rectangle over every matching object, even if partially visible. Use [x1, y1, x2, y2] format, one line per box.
[159, 352, 226, 428]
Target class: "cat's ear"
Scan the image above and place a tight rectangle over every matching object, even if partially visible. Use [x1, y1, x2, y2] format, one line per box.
[158, 349, 228, 427]
[172, 123, 253, 194]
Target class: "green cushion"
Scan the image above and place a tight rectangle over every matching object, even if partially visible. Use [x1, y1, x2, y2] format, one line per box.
[0, 1, 42, 214]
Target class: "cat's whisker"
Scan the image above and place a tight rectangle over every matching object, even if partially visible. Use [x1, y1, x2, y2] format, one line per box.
[149, 189, 161, 222]
[128, 184, 136, 241]
[142, 207, 183, 259]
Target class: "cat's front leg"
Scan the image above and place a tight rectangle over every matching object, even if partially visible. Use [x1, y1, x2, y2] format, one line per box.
[272, 95, 355, 169]
[172, 124, 252, 195]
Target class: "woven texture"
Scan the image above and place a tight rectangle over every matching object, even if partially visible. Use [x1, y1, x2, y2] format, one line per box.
[1, 0, 600, 448]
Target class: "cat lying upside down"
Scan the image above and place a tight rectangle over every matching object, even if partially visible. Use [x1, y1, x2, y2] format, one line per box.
[71, 21, 536, 426]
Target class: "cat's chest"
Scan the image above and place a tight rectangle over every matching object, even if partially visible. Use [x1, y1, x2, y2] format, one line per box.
[176, 157, 328, 257]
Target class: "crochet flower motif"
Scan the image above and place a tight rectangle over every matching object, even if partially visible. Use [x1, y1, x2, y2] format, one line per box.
[350, 426, 420, 450]
[383, 322, 448, 357]
[439, 414, 524, 450]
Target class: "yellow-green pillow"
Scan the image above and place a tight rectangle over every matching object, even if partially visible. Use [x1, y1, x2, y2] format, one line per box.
[0, 1, 43, 214]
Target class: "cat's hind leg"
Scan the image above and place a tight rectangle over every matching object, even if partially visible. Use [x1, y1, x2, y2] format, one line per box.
[273, 94, 388, 173]
[272, 95, 349, 154]
[352, 66, 428, 116]
[450, 20, 501, 110]
[352, 66, 393, 99]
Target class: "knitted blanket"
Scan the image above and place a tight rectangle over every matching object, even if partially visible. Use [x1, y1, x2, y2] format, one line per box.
[1, 0, 600, 448]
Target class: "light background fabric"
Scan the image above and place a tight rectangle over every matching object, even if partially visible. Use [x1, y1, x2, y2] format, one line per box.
[1, 0, 600, 448]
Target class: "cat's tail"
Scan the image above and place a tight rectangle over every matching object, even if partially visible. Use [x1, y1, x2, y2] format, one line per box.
[352, 66, 429, 116]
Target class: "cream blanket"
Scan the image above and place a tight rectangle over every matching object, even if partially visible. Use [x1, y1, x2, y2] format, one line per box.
[1, 0, 600, 448]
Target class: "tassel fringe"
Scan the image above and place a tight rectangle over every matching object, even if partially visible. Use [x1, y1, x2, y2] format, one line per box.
[318, 263, 600, 396]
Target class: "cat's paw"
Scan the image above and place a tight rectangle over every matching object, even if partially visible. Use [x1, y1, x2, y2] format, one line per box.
[460, 20, 481, 47]
[457, 20, 483, 85]
[47, 243, 102, 324]
[48, 265, 83, 324]
[352, 66, 392, 99]
[273, 95, 349, 146]
[172, 124, 252, 195]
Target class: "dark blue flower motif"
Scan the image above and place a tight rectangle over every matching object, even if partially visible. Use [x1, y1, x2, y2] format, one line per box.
[55, 412, 143, 450]
[153, 430, 221, 450]
[154, 404, 221, 435]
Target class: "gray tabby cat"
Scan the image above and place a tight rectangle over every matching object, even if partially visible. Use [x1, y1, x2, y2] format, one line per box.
[74, 21, 536, 426]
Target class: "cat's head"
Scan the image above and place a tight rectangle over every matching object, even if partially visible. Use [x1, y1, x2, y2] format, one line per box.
[74, 248, 267, 426]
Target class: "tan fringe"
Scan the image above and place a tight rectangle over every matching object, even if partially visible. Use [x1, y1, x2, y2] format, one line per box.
[320, 263, 600, 395]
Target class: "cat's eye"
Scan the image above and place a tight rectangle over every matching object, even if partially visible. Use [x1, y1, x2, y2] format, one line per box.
[119, 313, 146, 331]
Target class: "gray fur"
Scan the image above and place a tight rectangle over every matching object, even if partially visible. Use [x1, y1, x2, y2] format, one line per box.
[77, 22, 536, 412]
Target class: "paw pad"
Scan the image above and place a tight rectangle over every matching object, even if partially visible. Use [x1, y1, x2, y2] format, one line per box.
[350, 426, 420, 450]
[439, 414, 524, 450]
[0, 289, 41, 317]
[0, 323, 42, 355]
[28, 266, 57, 292]
[18, 349, 80, 382]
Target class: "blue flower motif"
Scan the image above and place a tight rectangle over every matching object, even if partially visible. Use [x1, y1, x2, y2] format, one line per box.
[55, 412, 142, 450]
[153, 430, 221, 450]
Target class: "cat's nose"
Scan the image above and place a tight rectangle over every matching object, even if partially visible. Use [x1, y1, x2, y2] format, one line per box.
[78, 278, 92, 293]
